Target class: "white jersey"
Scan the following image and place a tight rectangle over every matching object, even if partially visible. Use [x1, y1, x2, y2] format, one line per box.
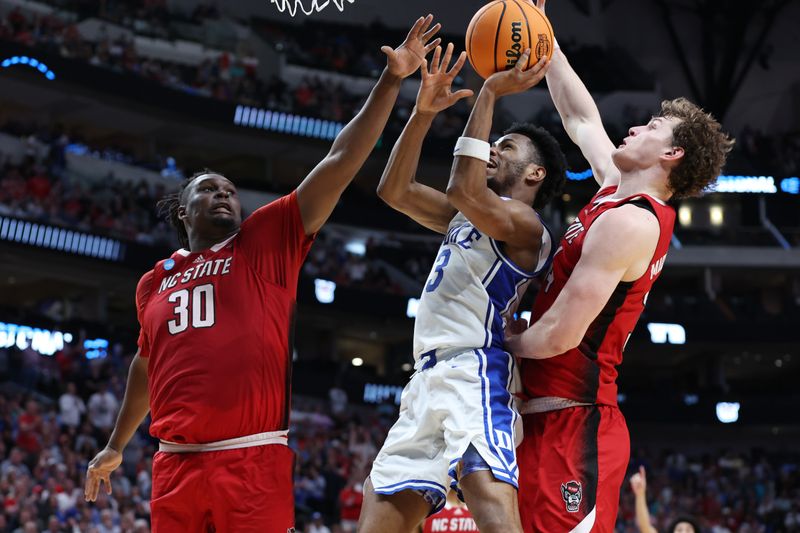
[413, 209, 553, 360]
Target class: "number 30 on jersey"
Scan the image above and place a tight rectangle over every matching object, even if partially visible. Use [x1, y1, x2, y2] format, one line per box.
[167, 283, 216, 334]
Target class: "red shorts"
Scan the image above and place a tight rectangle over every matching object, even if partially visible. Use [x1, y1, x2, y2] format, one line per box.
[517, 405, 629, 533]
[151, 444, 295, 533]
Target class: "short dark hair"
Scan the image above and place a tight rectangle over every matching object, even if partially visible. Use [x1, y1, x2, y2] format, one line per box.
[156, 169, 227, 249]
[668, 517, 701, 533]
[659, 98, 734, 199]
[502, 123, 567, 209]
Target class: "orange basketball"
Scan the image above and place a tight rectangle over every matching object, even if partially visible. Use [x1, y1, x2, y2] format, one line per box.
[465, 0, 554, 79]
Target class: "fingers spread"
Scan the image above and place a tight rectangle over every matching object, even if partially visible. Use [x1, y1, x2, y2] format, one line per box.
[431, 46, 442, 74]
[441, 42, 455, 71]
[447, 51, 468, 78]
[418, 14, 434, 36]
[421, 22, 441, 43]
[423, 38, 442, 55]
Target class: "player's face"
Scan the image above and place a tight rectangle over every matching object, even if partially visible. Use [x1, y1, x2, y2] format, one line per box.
[182, 174, 242, 235]
[612, 116, 683, 172]
[487, 134, 537, 196]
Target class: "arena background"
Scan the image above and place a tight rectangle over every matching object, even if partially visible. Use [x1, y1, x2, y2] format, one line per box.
[0, 0, 798, 531]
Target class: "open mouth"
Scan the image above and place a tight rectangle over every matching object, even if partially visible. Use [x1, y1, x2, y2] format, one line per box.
[211, 204, 232, 215]
[487, 158, 498, 170]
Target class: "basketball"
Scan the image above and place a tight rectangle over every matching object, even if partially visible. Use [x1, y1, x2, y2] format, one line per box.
[465, 0, 555, 79]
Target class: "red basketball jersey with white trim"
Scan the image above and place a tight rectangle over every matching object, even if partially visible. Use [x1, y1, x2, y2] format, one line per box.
[423, 503, 477, 532]
[135, 191, 313, 443]
[521, 186, 675, 406]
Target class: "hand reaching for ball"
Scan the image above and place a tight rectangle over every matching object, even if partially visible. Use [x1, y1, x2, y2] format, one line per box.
[484, 49, 550, 98]
[415, 43, 474, 116]
[382, 15, 442, 79]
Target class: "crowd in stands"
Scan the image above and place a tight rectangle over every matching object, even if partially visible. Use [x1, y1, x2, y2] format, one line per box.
[0, 121, 176, 247]
[2, 3, 798, 178]
[1, 337, 800, 532]
[622, 448, 800, 533]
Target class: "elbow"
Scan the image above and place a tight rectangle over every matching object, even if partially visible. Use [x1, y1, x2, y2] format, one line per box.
[376, 182, 401, 209]
[445, 183, 469, 208]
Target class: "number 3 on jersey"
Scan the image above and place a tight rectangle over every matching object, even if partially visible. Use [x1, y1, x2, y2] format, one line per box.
[168, 283, 215, 334]
[425, 248, 451, 292]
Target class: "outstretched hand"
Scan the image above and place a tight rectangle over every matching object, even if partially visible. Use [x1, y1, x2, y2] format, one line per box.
[415, 43, 474, 116]
[629, 465, 648, 497]
[484, 49, 550, 98]
[382, 14, 442, 79]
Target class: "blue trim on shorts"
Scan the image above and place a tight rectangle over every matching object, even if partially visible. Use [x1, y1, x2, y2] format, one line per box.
[372, 479, 447, 515]
[476, 347, 519, 487]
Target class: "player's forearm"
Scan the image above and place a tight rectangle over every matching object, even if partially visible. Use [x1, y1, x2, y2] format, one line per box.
[634, 492, 656, 533]
[327, 68, 403, 176]
[516, 317, 576, 359]
[107, 356, 150, 452]
[545, 49, 603, 141]
[446, 85, 496, 201]
[377, 110, 435, 207]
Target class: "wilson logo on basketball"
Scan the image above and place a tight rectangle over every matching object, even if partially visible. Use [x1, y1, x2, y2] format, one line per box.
[535, 34, 551, 59]
[505, 21, 524, 69]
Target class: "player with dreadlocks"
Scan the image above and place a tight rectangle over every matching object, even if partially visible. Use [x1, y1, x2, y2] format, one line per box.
[83, 15, 443, 532]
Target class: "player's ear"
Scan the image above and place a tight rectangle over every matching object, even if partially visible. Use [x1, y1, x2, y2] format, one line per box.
[177, 204, 187, 221]
[527, 164, 546, 185]
[661, 146, 684, 167]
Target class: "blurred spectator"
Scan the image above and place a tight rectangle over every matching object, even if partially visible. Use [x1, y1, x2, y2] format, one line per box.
[88, 383, 119, 434]
[307, 511, 332, 533]
[58, 382, 86, 429]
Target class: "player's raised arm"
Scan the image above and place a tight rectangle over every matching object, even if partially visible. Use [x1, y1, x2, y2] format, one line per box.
[533, 0, 619, 188]
[377, 43, 473, 234]
[507, 203, 659, 358]
[446, 50, 548, 248]
[295, 15, 442, 235]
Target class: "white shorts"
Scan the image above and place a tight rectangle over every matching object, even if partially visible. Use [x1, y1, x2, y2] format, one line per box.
[370, 347, 522, 510]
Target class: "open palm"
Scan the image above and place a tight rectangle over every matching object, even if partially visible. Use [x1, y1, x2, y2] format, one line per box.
[382, 14, 442, 79]
[416, 43, 474, 115]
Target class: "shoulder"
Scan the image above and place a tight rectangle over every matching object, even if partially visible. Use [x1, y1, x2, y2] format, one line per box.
[585, 204, 660, 262]
[136, 269, 155, 293]
[135, 269, 156, 306]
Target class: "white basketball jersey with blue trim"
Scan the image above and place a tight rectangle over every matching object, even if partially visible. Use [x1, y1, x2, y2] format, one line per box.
[413, 209, 552, 360]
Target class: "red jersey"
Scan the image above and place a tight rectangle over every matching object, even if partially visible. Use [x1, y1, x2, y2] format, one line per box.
[135, 191, 313, 443]
[521, 186, 675, 406]
[423, 504, 477, 532]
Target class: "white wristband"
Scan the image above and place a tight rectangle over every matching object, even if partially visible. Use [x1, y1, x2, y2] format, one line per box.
[454, 137, 491, 163]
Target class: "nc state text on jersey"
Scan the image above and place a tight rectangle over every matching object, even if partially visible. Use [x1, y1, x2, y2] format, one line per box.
[158, 257, 233, 294]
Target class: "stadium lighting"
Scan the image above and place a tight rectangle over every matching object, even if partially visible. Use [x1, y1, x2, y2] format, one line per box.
[84, 338, 110, 360]
[647, 323, 686, 345]
[314, 279, 336, 304]
[683, 394, 699, 406]
[0, 216, 124, 261]
[345, 241, 366, 256]
[710, 206, 724, 226]
[406, 298, 419, 318]
[1, 56, 56, 80]
[781, 177, 799, 194]
[716, 402, 740, 424]
[234, 105, 345, 141]
[351, 357, 364, 367]
[678, 205, 692, 227]
[0, 322, 73, 356]
[567, 169, 790, 194]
